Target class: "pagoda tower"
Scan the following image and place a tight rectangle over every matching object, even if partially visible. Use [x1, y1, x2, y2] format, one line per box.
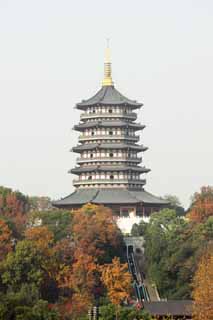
[54, 46, 168, 227]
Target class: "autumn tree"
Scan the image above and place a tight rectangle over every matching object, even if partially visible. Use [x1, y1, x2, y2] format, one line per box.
[73, 204, 124, 264]
[100, 257, 132, 320]
[57, 248, 98, 319]
[188, 186, 213, 223]
[0, 186, 29, 236]
[0, 219, 12, 262]
[25, 226, 54, 253]
[192, 246, 213, 320]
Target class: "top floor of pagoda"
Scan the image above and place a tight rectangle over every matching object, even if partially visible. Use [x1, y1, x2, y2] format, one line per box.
[76, 44, 142, 110]
[76, 85, 142, 110]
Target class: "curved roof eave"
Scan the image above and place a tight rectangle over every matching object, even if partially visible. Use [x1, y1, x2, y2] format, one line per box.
[76, 85, 143, 109]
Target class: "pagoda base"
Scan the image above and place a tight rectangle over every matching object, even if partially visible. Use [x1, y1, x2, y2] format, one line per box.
[53, 188, 169, 221]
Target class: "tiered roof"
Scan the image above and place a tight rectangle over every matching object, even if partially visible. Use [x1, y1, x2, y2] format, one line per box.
[53, 46, 169, 209]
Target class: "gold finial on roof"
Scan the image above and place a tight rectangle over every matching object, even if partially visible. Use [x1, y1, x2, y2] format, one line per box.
[102, 38, 113, 86]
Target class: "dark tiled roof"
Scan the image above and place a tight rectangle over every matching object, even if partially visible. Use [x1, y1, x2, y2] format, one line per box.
[76, 85, 142, 109]
[74, 121, 144, 131]
[53, 188, 169, 207]
[70, 165, 150, 174]
[53, 188, 98, 205]
[128, 190, 167, 204]
[143, 301, 193, 317]
[72, 143, 148, 153]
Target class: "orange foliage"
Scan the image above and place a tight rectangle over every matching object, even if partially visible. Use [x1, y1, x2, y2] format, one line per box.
[100, 257, 131, 306]
[57, 248, 97, 296]
[188, 186, 213, 223]
[192, 247, 213, 320]
[53, 238, 74, 265]
[25, 226, 54, 251]
[0, 219, 12, 261]
[73, 204, 121, 260]
[57, 248, 98, 319]
[0, 192, 27, 233]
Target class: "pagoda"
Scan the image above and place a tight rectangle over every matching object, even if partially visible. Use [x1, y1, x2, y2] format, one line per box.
[53, 46, 168, 225]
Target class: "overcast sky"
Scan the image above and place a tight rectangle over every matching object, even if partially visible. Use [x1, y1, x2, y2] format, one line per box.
[0, 0, 213, 208]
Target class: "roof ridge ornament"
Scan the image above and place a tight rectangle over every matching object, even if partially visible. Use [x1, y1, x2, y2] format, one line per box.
[102, 39, 114, 87]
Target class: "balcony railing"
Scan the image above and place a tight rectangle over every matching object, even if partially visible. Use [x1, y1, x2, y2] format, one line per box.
[76, 156, 142, 163]
[73, 178, 146, 186]
[78, 134, 140, 142]
[80, 112, 137, 120]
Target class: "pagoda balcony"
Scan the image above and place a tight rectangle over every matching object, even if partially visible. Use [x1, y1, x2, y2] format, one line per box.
[73, 178, 146, 186]
[76, 156, 142, 164]
[78, 134, 140, 142]
[80, 112, 137, 121]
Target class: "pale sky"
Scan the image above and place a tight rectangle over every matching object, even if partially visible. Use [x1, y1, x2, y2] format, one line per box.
[0, 0, 213, 208]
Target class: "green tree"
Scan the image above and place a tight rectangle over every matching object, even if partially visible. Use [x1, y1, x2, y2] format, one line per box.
[163, 194, 185, 216]
[131, 220, 147, 236]
[99, 304, 151, 320]
[28, 210, 72, 242]
[0, 290, 59, 320]
[1, 240, 45, 291]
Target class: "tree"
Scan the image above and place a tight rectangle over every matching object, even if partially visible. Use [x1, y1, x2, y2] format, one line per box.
[100, 257, 132, 320]
[192, 246, 213, 320]
[1, 240, 45, 292]
[0, 219, 12, 261]
[163, 194, 185, 216]
[0, 186, 29, 236]
[28, 210, 72, 241]
[188, 186, 213, 223]
[0, 290, 59, 320]
[25, 226, 54, 253]
[28, 196, 52, 212]
[131, 221, 147, 237]
[57, 249, 98, 319]
[99, 304, 151, 320]
[73, 204, 124, 264]
[143, 209, 199, 298]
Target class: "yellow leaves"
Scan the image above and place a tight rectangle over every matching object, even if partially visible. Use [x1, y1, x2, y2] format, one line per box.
[100, 257, 132, 306]
[192, 247, 213, 320]
[25, 226, 54, 251]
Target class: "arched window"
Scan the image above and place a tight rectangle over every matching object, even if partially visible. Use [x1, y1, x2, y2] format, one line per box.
[109, 153, 114, 158]
[91, 131, 94, 136]
[110, 175, 114, 180]
[90, 153, 93, 158]
[88, 176, 92, 180]
[109, 109, 113, 113]
[109, 131, 113, 136]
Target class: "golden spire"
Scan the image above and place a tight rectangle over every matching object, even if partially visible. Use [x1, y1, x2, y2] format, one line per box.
[102, 39, 114, 86]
